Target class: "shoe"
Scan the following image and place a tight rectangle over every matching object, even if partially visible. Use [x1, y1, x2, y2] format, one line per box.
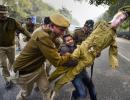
[5, 81, 14, 89]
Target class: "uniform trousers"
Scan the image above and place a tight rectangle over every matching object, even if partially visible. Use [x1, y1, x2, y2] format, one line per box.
[12, 67, 51, 100]
[0, 46, 15, 82]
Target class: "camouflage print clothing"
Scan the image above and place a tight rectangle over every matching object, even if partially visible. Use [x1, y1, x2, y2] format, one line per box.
[54, 20, 118, 91]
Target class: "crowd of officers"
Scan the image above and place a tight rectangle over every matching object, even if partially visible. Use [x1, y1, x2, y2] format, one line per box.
[0, 4, 130, 100]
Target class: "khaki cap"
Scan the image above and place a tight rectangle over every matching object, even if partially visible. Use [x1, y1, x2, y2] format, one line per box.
[50, 13, 70, 28]
[0, 5, 8, 14]
[119, 5, 130, 16]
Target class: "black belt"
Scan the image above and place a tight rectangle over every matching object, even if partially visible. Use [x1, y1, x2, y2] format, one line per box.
[15, 67, 40, 75]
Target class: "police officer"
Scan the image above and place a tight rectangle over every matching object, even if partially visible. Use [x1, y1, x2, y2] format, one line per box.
[24, 17, 35, 33]
[0, 5, 31, 89]
[52, 6, 130, 93]
[11, 13, 73, 100]
[73, 19, 94, 44]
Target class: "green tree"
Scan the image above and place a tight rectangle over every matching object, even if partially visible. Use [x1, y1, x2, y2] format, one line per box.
[99, 0, 130, 31]
[1, 0, 57, 23]
[74, 0, 117, 6]
[59, 7, 72, 20]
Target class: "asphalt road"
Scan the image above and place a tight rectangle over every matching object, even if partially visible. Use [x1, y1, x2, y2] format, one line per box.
[0, 37, 130, 100]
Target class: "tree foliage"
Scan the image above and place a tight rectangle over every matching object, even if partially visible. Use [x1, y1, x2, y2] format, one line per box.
[99, 0, 130, 31]
[59, 7, 79, 25]
[59, 7, 72, 20]
[0, 0, 57, 22]
[74, 0, 117, 6]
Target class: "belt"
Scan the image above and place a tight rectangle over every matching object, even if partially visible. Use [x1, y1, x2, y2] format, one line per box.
[14, 67, 40, 75]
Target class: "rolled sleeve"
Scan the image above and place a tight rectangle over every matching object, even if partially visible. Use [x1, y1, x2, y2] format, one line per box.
[15, 21, 31, 38]
[109, 39, 119, 69]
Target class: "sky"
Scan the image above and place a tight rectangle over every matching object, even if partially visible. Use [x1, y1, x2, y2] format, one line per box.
[44, 0, 109, 26]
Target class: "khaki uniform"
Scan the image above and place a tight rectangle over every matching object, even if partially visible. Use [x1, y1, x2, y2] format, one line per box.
[12, 27, 71, 100]
[53, 21, 118, 91]
[0, 17, 31, 82]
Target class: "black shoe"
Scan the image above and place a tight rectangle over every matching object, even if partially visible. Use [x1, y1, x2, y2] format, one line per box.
[5, 81, 14, 89]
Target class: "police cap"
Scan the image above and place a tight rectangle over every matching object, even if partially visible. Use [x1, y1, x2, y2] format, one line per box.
[0, 5, 8, 14]
[119, 5, 130, 17]
[84, 19, 94, 28]
[50, 13, 70, 28]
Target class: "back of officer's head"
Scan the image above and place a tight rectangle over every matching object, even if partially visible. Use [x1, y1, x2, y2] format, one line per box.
[44, 17, 51, 25]
[84, 20, 94, 28]
[83, 19, 94, 32]
[26, 17, 33, 24]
